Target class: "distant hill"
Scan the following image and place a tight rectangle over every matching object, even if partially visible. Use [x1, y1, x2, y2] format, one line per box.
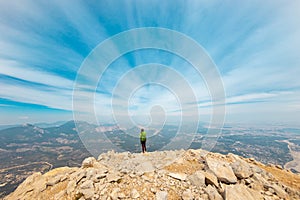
[0, 125, 20, 131]
[0, 121, 93, 198]
[34, 121, 67, 128]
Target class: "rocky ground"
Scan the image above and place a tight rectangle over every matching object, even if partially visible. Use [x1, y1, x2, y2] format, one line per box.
[4, 149, 300, 200]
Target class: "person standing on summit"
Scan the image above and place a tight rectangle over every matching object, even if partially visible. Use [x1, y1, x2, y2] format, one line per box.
[140, 128, 147, 153]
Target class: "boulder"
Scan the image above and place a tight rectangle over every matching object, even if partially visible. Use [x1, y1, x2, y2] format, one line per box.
[156, 191, 168, 200]
[118, 192, 126, 199]
[86, 168, 97, 179]
[131, 189, 140, 199]
[204, 185, 223, 200]
[80, 188, 94, 199]
[269, 184, 288, 199]
[206, 157, 237, 184]
[93, 173, 106, 182]
[7, 172, 45, 199]
[82, 157, 97, 168]
[54, 190, 65, 200]
[230, 159, 253, 179]
[110, 188, 120, 200]
[188, 171, 205, 187]
[135, 161, 155, 174]
[251, 173, 270, 189]
[66, 180, 76, 195]
[168, 173, 187, 181]
[46, 175, 62, 186]
[74, 170, 87, 184]
[80, 180, 94, 189]
[224, 184, 263, 200]
[106, 173, 122, 183]
[182, 189, 193, 200]
[204, 171, 219, 188]
[4, 149, 300, 200]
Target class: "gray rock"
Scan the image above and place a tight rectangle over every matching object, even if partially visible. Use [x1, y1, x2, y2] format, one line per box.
[110, 188, 120, 200]
[275, 165, 283, 170]
[74, 170, 87, 184]
[135, 161, 155, 174]
[151, 187, 157, 194]
[94, 182, 106, 193]
[86, 168, 97, 179]
[224, 184, 262, 200]
[251, 173, 270, 189]
[66, 180, 76, 195]
[269, 184, 288, 199]
[82, 157, 97, 168]
[204, 171, 219, 188]
[120, 168, 130, 174]
[156, 191, 168, 200]
[206, 157, 237, 184]
[204, 185, 223, 200]
[188, 171, 206, 187]
[97, 154, 105, 161]
[182, 189, 193, 200]
[118, 192, 126, 199]
[97, 168, 108, 174]
[245, 178, 252, 185]
[106, 173, 122, 183]
[46, 175, 62, 186]
[7, 149, 300, 200]
[168, 173, 187, 181]
[265, 190, 273, 196]
[250, 165, 264, 174]
[129, 173, 136, 178]
[131, 189, 140, 199]
[263, 196, 273, 200]
[268, 187, 275, 194]
[54, 190, 65, 200]
[38, 183, 47, 192]
[230, 159, 253, 179]
[60, 175, 68, 182]
[142, 175, 152, 182]
[93, 173, 106, 182]
[80, 180, 94, 189]
[80, 188, 94, 200]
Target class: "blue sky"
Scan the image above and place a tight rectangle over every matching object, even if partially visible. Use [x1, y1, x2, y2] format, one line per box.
[0, 0, 299, 125]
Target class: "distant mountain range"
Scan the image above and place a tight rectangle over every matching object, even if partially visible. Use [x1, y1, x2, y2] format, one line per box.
[0, 120, 300, 198]
[0, 121, 67, 130]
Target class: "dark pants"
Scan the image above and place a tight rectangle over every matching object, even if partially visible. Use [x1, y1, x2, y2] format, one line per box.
[141, 140, 146, 153]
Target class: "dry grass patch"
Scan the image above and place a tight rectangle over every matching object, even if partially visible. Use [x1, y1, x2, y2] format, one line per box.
[164, 160, 204, 175]
[260, 164, 300, 191]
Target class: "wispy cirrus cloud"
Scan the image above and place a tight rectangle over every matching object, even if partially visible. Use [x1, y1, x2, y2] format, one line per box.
[0, 0, 299, 124]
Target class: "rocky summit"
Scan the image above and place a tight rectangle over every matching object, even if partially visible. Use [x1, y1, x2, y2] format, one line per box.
[4, 149, 300, 200]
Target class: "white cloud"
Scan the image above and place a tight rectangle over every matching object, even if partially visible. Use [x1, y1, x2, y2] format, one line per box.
[0, 59, 74, 89]
[0, 82, 72, 110]
[0, 0, 299, 125]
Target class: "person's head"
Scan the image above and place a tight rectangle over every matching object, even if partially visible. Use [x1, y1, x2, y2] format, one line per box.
[141, 128, 144, 132]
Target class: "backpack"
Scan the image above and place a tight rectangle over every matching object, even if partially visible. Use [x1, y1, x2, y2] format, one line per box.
[140, 131, 146, 142]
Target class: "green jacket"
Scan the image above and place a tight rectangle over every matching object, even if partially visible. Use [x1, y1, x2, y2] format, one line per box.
[140, 131, 146, 142]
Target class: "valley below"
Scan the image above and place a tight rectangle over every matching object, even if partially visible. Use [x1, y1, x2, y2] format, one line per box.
[0, 121, 299, 198]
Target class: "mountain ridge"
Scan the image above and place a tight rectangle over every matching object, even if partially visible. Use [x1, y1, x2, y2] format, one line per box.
[4, 149, 300, 200]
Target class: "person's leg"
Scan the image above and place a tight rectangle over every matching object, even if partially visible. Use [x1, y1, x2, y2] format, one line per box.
[141, 141, 143, 153]
[144, 140, 147, 152]
[141, 141, 145, 153]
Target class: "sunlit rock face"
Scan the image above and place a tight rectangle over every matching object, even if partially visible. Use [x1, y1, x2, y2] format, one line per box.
[4, 149, 300, 200]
